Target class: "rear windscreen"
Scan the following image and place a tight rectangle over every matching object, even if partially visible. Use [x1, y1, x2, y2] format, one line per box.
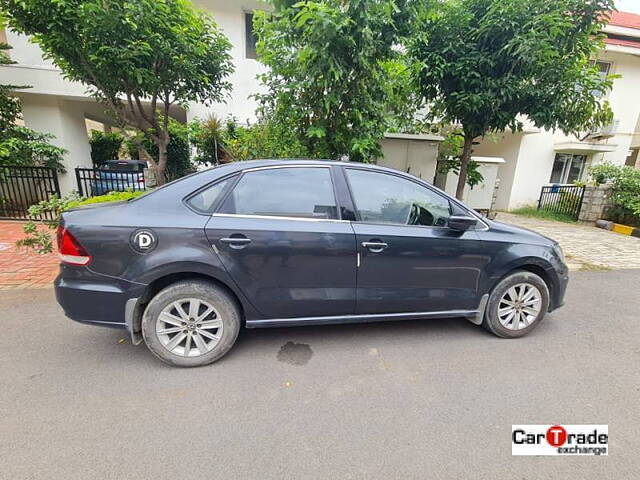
[101, 162, 141, 171]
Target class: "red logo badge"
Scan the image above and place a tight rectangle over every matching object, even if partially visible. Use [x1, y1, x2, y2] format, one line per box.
[546, 425, 567, 447]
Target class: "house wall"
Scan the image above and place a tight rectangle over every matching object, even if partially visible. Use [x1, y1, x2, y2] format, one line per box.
[187, 0, 268, 124]
[474, 49, 640, 210]
[20, 94, 93, 195]
[376, 138, 439, 184]
[598, 50, 640, 165]
[473, 132, 525, 210]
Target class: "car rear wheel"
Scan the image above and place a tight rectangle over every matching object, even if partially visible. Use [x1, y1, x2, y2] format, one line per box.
[142, 280, 240, 367]
[483, 271, 550, 338]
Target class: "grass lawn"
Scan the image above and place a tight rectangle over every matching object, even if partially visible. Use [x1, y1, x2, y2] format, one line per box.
[509, 205, 578, 223]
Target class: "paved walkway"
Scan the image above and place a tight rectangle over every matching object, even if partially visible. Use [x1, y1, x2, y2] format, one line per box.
[0, 221, 59, 290]
[496, 212, 640, 270]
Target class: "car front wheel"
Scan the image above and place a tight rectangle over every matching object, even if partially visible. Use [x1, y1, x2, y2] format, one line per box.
[142, 280, 241, 367]
[483, 271, 550, 338]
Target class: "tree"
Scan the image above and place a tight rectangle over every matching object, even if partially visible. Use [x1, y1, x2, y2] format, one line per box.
[0, 42, 65, 170]
[0, 43, 22, 133]
[409, 0, 615, 199]
[1, 0, 234, 184]
[254, 0, 412, 162]
[89, 131, 124, 166]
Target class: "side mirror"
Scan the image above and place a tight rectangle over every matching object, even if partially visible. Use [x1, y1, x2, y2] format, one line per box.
[448, 214, 478, 231]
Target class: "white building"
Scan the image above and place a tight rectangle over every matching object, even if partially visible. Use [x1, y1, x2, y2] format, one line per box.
[1, 4, 639, 208]
[1, 0, 268, 194]
[474, 11, 640, 210]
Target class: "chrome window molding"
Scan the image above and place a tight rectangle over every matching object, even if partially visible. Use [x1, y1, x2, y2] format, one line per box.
[210, 213, 350, 223]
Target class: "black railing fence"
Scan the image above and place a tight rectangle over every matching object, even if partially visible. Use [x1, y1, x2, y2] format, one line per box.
[537, 184, 585, 220]
[75, 167, 147, 198]
[0, 166, 61, 220]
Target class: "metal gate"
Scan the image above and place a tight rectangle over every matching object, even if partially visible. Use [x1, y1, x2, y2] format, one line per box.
[537, 184, 586, 220]
[0, 166, 61, 220]
[75, 167, 147, 197]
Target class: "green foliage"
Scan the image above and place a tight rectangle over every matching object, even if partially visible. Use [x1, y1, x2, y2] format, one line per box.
[133, 119, 194, 181]
[435, 128, 484, 188]
[1, 0, 234, 183]
[189, 115, 311, 164]
[222, 116, 310, 161]
[588, 162, 621, 185]
[0, 126, 66, 171]
[409, 0, 615, 198]
[16, 190, 146, 254]
[588, 162, 640, 223]
[510, 205, 578, 224]
[254, 0, 412, 162]
[0, 42, 24, 133]
[89, 130, 124, 166]
[190, 115, 229, 166]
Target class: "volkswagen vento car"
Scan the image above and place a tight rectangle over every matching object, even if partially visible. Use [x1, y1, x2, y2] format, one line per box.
[54, 160, 568, 367]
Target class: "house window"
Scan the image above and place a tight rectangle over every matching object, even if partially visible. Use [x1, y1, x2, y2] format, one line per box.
[591, 61, 611, 98]
[245, 12, 257, 59]
[549, 154, 587, 184]
[596, 61, 611, 78]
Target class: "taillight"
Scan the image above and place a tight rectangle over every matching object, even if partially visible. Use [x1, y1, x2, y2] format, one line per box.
[137, 177, 145, 183]
[56, 225, 92, 266]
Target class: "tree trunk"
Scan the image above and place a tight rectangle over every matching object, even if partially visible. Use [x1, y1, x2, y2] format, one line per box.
[155, 137, 169, 186]
[455, 135, 475, 200]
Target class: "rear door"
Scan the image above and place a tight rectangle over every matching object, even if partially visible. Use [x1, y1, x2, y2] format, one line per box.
[343, 167, 485, 315]
[203, 165, 357, 319]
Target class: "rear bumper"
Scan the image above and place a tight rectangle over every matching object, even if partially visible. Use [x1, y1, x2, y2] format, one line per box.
[54, 274, 145, 329]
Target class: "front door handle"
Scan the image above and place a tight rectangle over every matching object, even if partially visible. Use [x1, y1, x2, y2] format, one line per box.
[219, 236, 252, 249]
[362, 241, 388, 253]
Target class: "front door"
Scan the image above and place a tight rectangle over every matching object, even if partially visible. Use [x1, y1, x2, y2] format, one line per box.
[205, 166, 356, 319]
[344, 167, 484, 314]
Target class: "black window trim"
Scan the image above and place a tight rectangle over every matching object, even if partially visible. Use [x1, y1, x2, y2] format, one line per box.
[341, 165, 488, 231]
[211, 164, 347, 223]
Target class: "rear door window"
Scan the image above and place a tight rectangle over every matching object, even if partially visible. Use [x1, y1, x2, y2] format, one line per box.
[187, 176, 235, 213]
[219, 167, 338, 220]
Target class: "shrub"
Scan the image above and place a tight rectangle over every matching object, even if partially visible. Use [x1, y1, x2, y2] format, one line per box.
[16, 190, 147, 254]
[0, 126, 66, 171]
[89, 130, 124, 166]
[588, 162, 640, 224]
[190, 115, 231, 166]
[223, 117, 311, 161]
[126, 119, 195, 181]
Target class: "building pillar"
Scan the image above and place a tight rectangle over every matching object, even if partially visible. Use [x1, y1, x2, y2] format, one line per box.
[20, 94, 93, 196]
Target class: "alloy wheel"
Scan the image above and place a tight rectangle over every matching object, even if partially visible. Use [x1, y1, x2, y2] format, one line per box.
[156, 298, 223, 357]
[497, 283, 542, 330]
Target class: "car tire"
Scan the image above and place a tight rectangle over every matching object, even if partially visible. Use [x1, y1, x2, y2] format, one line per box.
[142, 280, 241, 367]
[483, 271, 550, 338]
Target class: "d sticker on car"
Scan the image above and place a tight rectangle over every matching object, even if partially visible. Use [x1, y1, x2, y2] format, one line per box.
[130, 229, 157, 254]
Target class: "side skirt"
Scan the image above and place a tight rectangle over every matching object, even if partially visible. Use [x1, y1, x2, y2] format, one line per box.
[246, 309, 480, 329]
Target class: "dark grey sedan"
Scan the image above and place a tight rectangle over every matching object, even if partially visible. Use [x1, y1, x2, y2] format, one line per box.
[54, 160, 568, 367]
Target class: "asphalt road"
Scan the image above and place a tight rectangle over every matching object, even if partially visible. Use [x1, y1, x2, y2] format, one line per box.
[1, 270, 639, 479]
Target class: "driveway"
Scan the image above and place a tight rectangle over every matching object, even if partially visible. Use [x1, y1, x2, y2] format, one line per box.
[496, 212, 640, 270]
[1, 269, 639, 479]
[0, 221, 58, 289]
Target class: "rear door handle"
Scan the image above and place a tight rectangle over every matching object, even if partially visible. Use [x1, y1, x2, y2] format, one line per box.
[219, 236, 252, 249]
[362, 241, 388, 253]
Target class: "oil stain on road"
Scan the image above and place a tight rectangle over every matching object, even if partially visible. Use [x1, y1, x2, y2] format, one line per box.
[277, 341, 313, 366]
